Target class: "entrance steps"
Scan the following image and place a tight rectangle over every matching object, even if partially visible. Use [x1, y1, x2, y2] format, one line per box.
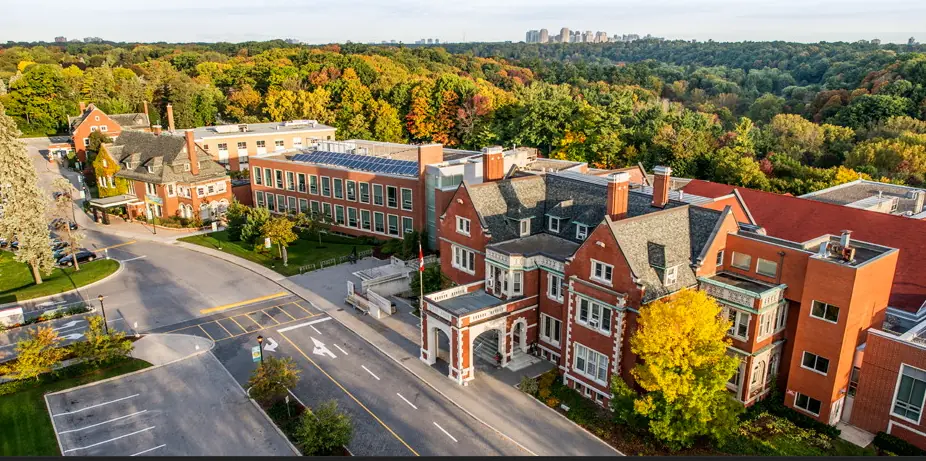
[506, 348, 541, 372]
[474, 334, 499, 364]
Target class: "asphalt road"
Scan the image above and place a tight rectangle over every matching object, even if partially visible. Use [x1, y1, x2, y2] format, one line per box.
[0, 309, 130, 362]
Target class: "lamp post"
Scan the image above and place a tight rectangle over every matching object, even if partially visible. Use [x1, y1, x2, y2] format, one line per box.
[97, 294, 109, 335]
[256, 335, 264, 365]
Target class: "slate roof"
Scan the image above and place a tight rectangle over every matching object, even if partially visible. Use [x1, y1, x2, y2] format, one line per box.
[68, 104, 149, 131]
[111, 131, 227, 184]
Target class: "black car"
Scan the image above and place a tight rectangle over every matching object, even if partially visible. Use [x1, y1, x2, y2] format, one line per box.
[57, 249, 97, 267]
[51, 240, 69, 251]
[50, 218, 78, 230]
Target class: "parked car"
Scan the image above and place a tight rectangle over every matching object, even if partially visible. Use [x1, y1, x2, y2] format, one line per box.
[51, 240, 69, 251]
[57, 249, 97, 267]
[53, 248, 70, 259]
[50, 218, 78, 230]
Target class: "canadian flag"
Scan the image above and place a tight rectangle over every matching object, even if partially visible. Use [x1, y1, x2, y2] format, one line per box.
[419, 242, 425, 272]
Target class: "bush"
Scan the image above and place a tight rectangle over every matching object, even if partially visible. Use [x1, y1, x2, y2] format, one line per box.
[746, 386, 840, 439]
[296, 400, 353, 455]
[874, 431, 926, 456]
[519, 375, 539, 396]
[545, 397, 561, 408]
[247, 356, 300, 405]
[71, 315, 133, 366]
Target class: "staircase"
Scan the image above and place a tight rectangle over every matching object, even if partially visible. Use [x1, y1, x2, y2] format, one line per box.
[473, 334, 499, 365]
[506, 347, 541, 371]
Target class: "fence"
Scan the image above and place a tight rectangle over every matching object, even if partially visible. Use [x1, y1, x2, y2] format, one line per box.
[298, 249, 375, 274]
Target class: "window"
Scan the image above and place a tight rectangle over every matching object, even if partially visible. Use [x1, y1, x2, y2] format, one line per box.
[321, 177, 331, 197]
[591, 260, 613, 285]
[90, 126, 97, 132]
[197, 187, 205, 198]
[577, 298, 612, 334]
[757, 258, 778, 277]
[893, 365, 926, 423]
[335, 205, 345, 225]
[387, 214, 399, 236]
[264, 168, 273, 187]
[297, 173, 306, 193]
[373, 184, 384, 206]
[277, 195, 286, 212]
[794, 393, 822, 416]
[512, 271, 522, 296]
[811, 301, 840, 324]
[576, 224, 589, 241]
[310, 200, 320, 215]
[359, 183, 370, 203]
[237, 141, 247, 151]
[218, 143, 228, 152]
[333, 178, 344, 199]
[298, 198, 308, 214]
[664, 266, 678, 286]
[402, 216, 414, 234]
[286, 172, 295, 191]
[288, 196, 297, 212]
[729, 360, 743, 391]
[386, 186, 398, 208]
[519, 219, 531, 237]
[100, 125, 108, 133]
[751, 360, 766, 387]
[309, 175, 318, 195]
[401, 188, 413, 211]
[320, 203, 331, 220]
[361, 210, 372, 231]
[84, 138, 90, 147]
[573, 343, 608, 385]
[253, 167, 262, 185]
[456, 216, 471, 236]
[731, 252, 752, 270]
[145, 182, 157, 195]
[548, 216, 560, 233]
[547, 273, 563, 302]
[802, 351, 830, 375]
[275, 140, 284, 149]
[716, 249, 724, 266]
[775, 303, 788, 331]
[541, 314, 561, 346]
[266, 193, 275, 211]
[167, 184, 175, 197]
[452, 245, 476, 274]
[725, 308, 750, 341]
[256, 140, 266, 149]
[348, 208, 358, 227]
[374, 212, 385, 233]
[347, 181, 357, 201]
[256, 191, 265, 207]
[275, 170, 284, 189]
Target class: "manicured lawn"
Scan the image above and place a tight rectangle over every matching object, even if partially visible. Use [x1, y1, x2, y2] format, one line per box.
[0, 358, 152, 456]
[0, 251, 120, 304]
[179, 231, 374, 276]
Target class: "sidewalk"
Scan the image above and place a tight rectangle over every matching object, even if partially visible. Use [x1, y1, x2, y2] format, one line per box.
[130, 333, 214, 366]
[177, 244, 621, 456]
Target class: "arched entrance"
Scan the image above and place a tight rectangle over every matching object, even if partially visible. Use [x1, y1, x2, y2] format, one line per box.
[511, 318, 528, 354]
[472, 328, 505, 371]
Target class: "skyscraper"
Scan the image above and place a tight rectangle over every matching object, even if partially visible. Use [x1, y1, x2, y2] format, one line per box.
[560, 27, 570, 43]
[539, 29, 549, 43]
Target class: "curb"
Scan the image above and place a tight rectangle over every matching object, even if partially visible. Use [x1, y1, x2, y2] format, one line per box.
[0, 258, 124, 311]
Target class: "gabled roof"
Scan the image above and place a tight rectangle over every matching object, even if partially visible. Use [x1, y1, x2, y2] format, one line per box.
[681, 179, 926, 312]
[111, 131, 226, 184]
[68, 103, 150, 132]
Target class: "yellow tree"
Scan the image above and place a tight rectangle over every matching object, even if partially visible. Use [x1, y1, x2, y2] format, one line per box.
[13, 326, 68, 380]
[261, 216, 297, 265]
[622, 289, 741, 449]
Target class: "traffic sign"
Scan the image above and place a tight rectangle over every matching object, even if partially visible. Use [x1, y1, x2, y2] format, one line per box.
[251, 345, 261, 362]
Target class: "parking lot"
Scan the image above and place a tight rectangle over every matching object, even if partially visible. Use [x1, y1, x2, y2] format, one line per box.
[156, 297, 320, 343]
[45, 352, 297, 456]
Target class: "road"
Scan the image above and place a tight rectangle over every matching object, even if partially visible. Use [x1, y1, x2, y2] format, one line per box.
[150, 295, 529, 456]
[0, 310, 130, 362]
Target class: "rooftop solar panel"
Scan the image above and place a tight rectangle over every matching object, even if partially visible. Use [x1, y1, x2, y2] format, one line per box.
[289, 150, 419, 177]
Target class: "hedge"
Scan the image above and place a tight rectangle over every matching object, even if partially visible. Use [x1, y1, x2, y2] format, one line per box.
[874, 431, 926, 456]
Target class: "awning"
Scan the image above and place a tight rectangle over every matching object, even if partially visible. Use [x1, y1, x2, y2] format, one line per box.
[88, 194, 142, 208]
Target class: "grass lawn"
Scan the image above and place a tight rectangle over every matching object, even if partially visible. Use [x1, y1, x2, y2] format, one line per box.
[0, 251, 120, 304]
[179, 231, 374, 276]
[0, 358, 152, 456]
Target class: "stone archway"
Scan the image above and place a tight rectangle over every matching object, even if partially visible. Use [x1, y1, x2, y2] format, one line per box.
[511, 318, 528, 354]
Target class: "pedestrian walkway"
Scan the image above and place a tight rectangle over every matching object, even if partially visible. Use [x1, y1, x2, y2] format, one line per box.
[130, 333, 214, 366]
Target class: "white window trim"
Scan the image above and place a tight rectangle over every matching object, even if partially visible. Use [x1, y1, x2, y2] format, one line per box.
[810, 300, 840, 324]
[297, 173, 306, 193]
[373, 211, 385, 233]
[347, 207, 358, 228]
[321, 176, 331, 197]
[664, 265, 678, 286]
[540, 314, 561, 347]
[890, 363, 926, 425]
[547, 272, 563, 302]
[387, 214, 400, 237]
[402, 216, 414, 234]
[794, 392, 821, 417]
[573, 342, 608, 386]
[333, 178, 344, 199]
[309, 175, 319, 195]
[519, 218, 531, 237]
[576, 297, 613, 335]
[548, 216, 560, 233]
[253, 167, 262, 186]
[456, 216, 471, 236]
[716, 249, 725, 267]
[360, 209, 372, 231]
[335, 204, 346, 225]
[451, 245, 476, 275]
[590, 259, 613, 286]
[274, 169, 284, 190]
[346, 180, 357, 202]
[401, 187, 413, 211]
[801, 351, 830, 376]
[725, 307, 750, 341]
[386, 185, 399, 209]
[100, 125, 108, 133]
[511, 271, 523, 296]
[727, 359, 744, 394]
[373, 184, 384, 206]
[359, 182, 370, 203]
[576, 223, 589, 241]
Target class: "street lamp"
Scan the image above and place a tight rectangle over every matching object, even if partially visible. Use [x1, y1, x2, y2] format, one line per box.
[97, 294, 109, 335]
[256, 335, 264, 365]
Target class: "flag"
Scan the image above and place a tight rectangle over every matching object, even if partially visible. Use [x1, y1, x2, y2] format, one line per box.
[419, 242, 425, 272]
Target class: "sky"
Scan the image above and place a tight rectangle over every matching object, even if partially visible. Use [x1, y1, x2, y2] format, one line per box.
[2, 0, 925, 44]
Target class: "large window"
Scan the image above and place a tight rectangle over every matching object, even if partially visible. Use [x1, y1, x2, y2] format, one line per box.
[757, 258, 778, 277]
[402, 216, 414, 234]
[574, 343, 608, 385]
[811, 301, 840, 324]
[386, 186, 398, 208]
[456, 216, 471, 236]
[512, 271, 523, 296]
[287, 196, 297, 212]
[321, 177, 331, 197]
[374, 212, 385, 233]
[309, 175, 318, 195]
[387, 214, 399, 236]
[274, 170, 284, 189]
[255, 191, 265, 207]
[360, 209, 372, 231]
[333, 178, 344, 199]
[731, 252, 752, 270]
[310, 200, 320, 215]
[801, 351, 830, 375]
[276, 194, 286, 212]
[452, 245, 475, 274]
[347, 207, 358, 228]
[541, 314, 561, 346]
[892, 365, 926, 423]
[298, 198, 308, 214]
[335, 205, 345, 225]
[725, 308, 750, 341]
[547, 273, 563, 302]
[373, 184, 384, 206]
[253, 167, 262, 185]
[266, 192, 275, 211]
[286, 172, 295, 191]
[346, 180, 357, 201]
[794, 393, 822, 416]
[401, 188, 413, 211]
[759, 304, 788, 340]
[591, 260, 613, 285]
[728, 359, 744, 392]
[716, 249, 724, 266]
[577, 298, 612, 334]
[264, 168, 273, 188]
[297, 173, 306, 193]
[323, 203, 332, 219]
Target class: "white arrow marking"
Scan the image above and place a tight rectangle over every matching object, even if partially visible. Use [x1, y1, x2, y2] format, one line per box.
[263, 337, 279, 352]
[54, 320, 85, 330]
[119, 255, 147, 263]
[62, 333, 84, 340]
[311, 337, 336, 358]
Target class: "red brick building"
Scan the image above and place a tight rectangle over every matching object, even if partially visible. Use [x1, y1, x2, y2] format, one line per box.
[68, 102, 151, 162]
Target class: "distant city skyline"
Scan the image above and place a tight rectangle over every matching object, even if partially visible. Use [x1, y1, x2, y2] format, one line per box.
[3, 0, 926, 44]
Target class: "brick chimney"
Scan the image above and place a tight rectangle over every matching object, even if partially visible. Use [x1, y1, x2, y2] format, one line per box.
[166, 104, 175, 132]
[607, 171, 631, 219]
[482, 146, 505, 182]
[652, 165, 672, 208]
[416, 144, 443, 175]
[152, 125, 162, 136]
[79, 102, 86, 113]
[185, 130, 199, 175]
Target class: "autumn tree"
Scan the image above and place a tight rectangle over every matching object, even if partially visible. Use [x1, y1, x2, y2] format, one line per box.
[52, 177, 86, 270]
[13, 326, 68, 381]
[261, 215, 298, 265]
[71, 315, 133, 365]
[0, 103, 55, 284]
[619, 289, 741, 449]
[296, 401, 353, 455]
[247, 356, 300, 405]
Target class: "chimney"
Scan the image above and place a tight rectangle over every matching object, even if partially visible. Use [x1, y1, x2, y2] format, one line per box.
[185, 130, 199, 175]
[607, 172, 631, 219]
[914, 190, 926, 214]
[416, 144, 443, 175]
[79, 102, 86, 113]
[840, 230, 852, 248]
[166, 104, 175, 132]
[143, 101, 149, 120]
[152, 125, 162, 136]
[652, 165, 672, 208]
[482, 150, 505, 182]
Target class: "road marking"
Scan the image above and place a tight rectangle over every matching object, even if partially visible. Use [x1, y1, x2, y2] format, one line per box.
[63, 426, 155, 453]
[118, 255, 147, 263]
[433, 422, 458, 443]
[334, 344, 348, 355]
[262, 309, 281, 325]
[277, 316, 332, 333]
[197, 324, 215, 341]
[397, 393, 418, 410]
[200, 292, 288, 315]
[279, 333, 419, 456]
[53, 394, 139, 417]
[58, 410, 147, 434]
[229, 316, 248, 333]
[291, 301, 313, 315]
[310, 325, 322, 334]
[245, 313, 263, 329]
[96, 240, 137, 252]
[361, 365, 380, 381]
[278, 306, 297, 321]
[130, 444, 166, 456]
[214, 320, 233, 337]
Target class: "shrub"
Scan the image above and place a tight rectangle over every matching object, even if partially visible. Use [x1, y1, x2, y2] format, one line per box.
[296, 400, 353, 455]
[71, 315, 133, 365]
[746, 385, 841, 439]
[519, 375, 539, 396]
[874, 431, 926, 456]
[247, 356, 300, 405]
[545, 397, 561, 408]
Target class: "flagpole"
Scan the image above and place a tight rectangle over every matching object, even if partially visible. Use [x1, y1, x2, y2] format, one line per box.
[418, 237, 425, 316]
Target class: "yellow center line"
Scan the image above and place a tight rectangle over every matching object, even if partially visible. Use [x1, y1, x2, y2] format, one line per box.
[96, 240, 137, 252]
[262, 309, 282, 325]
[200, 292, 289, 315]
[197, 324, 215, 341]
[229, 316, 249, 334]
[279, 333, 420, 456]
[214, 320, 233, 337]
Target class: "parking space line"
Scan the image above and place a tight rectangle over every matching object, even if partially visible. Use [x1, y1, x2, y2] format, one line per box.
[279, 333, 419, 456]
[262, 309, 281, 325]
[63, 426, 156, 453]
[361, 365, 380, 381]
[163, 324, 198, 334]
[244, 313, 262, 328]
[131, 444, 166, 456]
[213, 313, 322, 343]
[200, 292, 288, 315]
[334, 344, 348, 355]
[197, 325, 214, 341]
[214, 320, 233, 337]
[397, 393, 417, 410]
[277, 306, 297, 321]
[433, 422, 458, 443]
[53, 394, 139, 417]
[229, 316, 248, 333]
[291, 301, 313, 315]
[58, 410, 147, 434]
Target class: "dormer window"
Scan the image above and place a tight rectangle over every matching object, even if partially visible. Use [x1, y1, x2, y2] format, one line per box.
[664, 265, 678, 286]
[547, 216, 560, 233]
[184, 163, 191, 171]
[146, 165, 154, 173]
[519, 218, 530, 237]
[576, 223, 589, 240]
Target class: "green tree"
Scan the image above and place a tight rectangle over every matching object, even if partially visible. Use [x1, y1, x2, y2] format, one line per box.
[409, 265, 442, 314]
[296, 400, 353, 455]
[247, 356, 300, 406]
[747, 93, 786, 125]
[13, 326, 68, 381]
[627, 289, 742, 450]
[240, 206, 270, 244]
[261, 215, 298, 265]
[52, 177, 86, 271]
[295, 211, 331, 248]
[71, 315, 133, 365]
[224, 200, 249, 241]
[87, 131, 112, 153]
[2, 64, 67, 134]
[0, 103, 55, 284]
